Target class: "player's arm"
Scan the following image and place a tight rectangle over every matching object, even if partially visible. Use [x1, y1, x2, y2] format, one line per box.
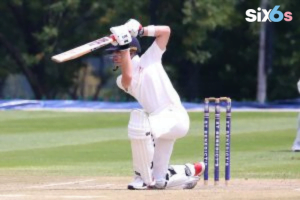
[125, 19, 171, 50]
[142, 26, 171, 51]
[119, 49, 132, 90]
[110, 25, 133, 91]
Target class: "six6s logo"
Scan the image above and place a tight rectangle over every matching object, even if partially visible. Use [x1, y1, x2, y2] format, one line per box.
[246, 5, 292, 22]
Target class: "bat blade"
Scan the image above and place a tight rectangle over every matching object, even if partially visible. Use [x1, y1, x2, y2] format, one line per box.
[51, 36, 113, 63]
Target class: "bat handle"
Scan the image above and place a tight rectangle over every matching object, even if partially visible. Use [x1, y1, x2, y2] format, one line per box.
[110, 34, 116, 42]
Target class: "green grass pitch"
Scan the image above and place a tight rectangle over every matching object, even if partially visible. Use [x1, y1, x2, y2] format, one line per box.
[0, 110, 299, 179]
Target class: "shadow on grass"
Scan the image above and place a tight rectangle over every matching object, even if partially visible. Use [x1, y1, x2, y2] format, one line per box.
[270, 150, 296, 153]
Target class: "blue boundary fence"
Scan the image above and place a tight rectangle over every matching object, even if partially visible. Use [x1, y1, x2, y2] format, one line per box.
[0, 99, 300, 111]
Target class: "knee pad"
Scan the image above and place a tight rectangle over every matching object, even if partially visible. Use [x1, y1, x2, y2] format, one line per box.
[128, 109, 154, 186]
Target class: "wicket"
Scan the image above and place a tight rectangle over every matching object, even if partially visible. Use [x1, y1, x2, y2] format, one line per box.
[203, 97, 231, 186]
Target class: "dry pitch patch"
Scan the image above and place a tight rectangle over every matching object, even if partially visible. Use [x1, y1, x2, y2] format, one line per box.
[0, 176, 299, 200]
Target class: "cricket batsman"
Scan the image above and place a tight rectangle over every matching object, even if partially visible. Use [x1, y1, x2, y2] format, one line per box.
[106, 19, 205, 189]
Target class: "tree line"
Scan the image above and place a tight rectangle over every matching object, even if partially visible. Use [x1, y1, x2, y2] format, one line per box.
[0, 0, 299, 102]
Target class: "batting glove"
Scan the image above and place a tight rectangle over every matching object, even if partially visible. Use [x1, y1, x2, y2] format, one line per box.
[110, 25, 132, 50]
[125, 19, 143, 37]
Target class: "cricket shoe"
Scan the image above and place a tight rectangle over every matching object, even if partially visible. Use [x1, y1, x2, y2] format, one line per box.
[182, 162, 205, 189]
[150, 176, 201, 190]
[182, 176, 200, 189]
[127, 175, 147, 190]
[150, 162, 205, 190]
[292, 141, 300, 152]
[292, 147, 300, 152]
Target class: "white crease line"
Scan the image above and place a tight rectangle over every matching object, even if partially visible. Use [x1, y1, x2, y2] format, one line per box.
[27, 179, 96, 188]
[47, 195, 106, 199]
[0, 194, 27, 197]
[295, 188, 300, 191]
[0, 194, 106, 199]
[80, 184, 114, 188]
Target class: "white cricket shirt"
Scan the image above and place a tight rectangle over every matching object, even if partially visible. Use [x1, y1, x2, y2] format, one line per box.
[116, 41, 182, 114]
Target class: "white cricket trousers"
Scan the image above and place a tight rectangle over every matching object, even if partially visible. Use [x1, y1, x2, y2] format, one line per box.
[148, 104, 190, 181]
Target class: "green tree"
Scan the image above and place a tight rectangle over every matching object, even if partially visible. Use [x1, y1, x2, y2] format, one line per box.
[267, 0, 300, 100]
[1, 0, 300, 102]
[148, 0, 237, 100]
[0, 0, 149, 99]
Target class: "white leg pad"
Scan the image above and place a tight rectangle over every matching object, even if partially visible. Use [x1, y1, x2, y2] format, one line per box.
[128, 109, 154, 186]
[155, 164, 198, 189]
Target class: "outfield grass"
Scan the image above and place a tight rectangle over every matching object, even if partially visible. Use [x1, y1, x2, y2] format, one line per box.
[0, 110, 299, 179]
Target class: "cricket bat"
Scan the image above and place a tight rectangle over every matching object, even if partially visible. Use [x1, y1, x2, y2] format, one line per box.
[51, 35, 115, 63]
